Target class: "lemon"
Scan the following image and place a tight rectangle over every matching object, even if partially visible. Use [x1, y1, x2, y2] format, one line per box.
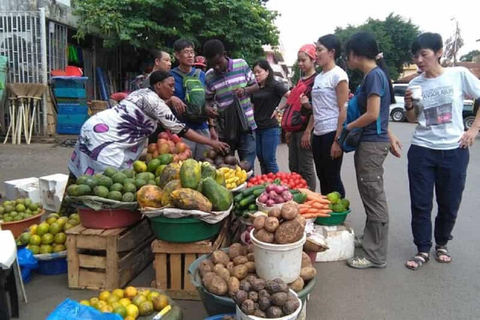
[100, 305, 113, 313]
[112, 288, 125, 299]
[89, 297, 99, 306]
[99, 290, 111, 301]
[126, 304, 139, 319]
[79, 300, 90, 306]
[118, 298, 131, 307]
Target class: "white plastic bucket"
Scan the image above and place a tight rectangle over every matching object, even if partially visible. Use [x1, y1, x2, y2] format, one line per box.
[250, 229, 306, 283]
[235, 289, 302, 320]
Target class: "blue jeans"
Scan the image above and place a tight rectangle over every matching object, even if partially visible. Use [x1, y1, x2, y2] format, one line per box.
[408, 145, 469, 253]
[233, 132, 256, 170]
[256, 128, 280, 174]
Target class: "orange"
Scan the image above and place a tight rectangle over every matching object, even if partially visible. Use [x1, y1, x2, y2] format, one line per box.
[126, 304, 139, 319]
[124, 286, 137, 299]
[99, 290, 111, 301]
[106, 294, 119, 305]
[112, 288, 124, 299]
[100, 305, 113, 313]
[89, 297, 99, 306]
[132, 295, 147, 307]
[118, 298, 131, 307]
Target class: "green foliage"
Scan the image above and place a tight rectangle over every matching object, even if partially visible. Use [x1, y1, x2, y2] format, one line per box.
[74, 0, 279, 64]
[460, 50, 480, 62]
[334, 13, 419, 88]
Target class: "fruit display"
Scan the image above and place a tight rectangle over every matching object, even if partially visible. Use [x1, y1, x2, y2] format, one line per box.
[326, 191, 350, 213]
[78, 286, 175, 319]
[252, 202, 306, 245]
[247, 172, 308, 189]
[257, 184, 293, 207]
[16, 213, 79, 254]
[296, 189, 349, 219]
[137, 159, 233, 212]
[66, 167, 144, 202]
[144, 131, 192, 163]
[0, 198, 43, 223]
[217, 166, 248, 190]
[202, 149, 252, 172]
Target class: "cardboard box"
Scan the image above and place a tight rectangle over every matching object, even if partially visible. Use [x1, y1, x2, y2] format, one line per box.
[4, 177, 40, 202]
[39, 174, 69, 212]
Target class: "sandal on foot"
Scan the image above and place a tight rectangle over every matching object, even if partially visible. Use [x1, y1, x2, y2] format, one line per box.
[406, 252, 429, 270]
[435, 246, 452, 263]
[347, 256, 387, 269]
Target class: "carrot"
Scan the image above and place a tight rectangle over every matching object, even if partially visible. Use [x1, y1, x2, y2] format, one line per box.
[302, 214, 318, 219]
[300, 207, 309, 214]
[310, 202, 328, 210]
[306, 194, 330, 203]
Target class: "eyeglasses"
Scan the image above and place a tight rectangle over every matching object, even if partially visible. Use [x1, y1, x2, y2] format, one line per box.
[181, 50, 195, 56]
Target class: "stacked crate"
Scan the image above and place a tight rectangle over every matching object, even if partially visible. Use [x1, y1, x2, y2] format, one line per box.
[52, 76, 89, 134]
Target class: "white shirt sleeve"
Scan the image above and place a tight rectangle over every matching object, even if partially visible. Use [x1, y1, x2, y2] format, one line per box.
[461, 67, 480, 99]
[333, 67, 349, 87]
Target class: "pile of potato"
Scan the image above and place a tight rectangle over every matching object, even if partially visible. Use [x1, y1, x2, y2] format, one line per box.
[252, 202, 306, 245]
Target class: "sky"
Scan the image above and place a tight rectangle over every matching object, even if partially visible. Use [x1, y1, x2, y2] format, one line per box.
[266, 0, 480, 66]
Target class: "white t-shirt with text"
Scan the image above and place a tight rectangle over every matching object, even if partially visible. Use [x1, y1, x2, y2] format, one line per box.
[311, 66, 348, 136]
[409, 67, 480, 150]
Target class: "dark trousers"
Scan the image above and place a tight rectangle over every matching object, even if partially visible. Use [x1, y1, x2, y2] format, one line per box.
[408, 145, 469, 253]
[312, 131, 345, 197]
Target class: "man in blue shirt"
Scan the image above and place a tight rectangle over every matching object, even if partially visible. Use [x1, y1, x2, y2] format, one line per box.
[170, 39, 215, 159]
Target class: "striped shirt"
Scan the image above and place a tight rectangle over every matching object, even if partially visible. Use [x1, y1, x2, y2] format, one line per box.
[205, 58, 257, 130]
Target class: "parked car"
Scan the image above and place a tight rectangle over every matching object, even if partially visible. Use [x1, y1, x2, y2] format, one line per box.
[390, 83, 408, 122]
[463, 99, 475, 130]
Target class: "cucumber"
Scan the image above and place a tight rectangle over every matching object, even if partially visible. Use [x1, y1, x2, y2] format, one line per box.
[234, 193, 244, 203]
[239, 194, 256, 208]
[253, 187, 266, 197]
[248, 204, 257, 211]
[241, 185, 265, 197]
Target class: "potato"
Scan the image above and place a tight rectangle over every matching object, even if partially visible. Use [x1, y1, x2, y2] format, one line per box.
[248, 291, 259, 302]
[247, 253, 255, 262]
[265, 280, 289, 293]
[258, 289, 270, 299]
[212, 250, 230, 266]
[240, 280, 252, 292]
[283, 299, 300, 315]
[247, 243, 254, 253]
[274, 219, 304, 244]
[281, 201, 299, 220]
[231, 264, 248, 280]
[271, 292, 288, 307]
[245, 261, 256, 273]
[264, 217, 280, 233]
[300, 267, 317, 281]
[226, 261, 235, 274]
[266, 306, 284, 318]
[228, 276, 240, 295]
[205, 275, 228, 296]
[258, 295, 271, 311]
[288, 277, 304, 292]
[253, 310, 267, 318]
[255, 229, 275, 243]
[301, 252, 313, 268]
[295, 215, 306, 227]
[202, 272, 216, 286]
[213, 263, 226, 274]
[215, 267, 231, 282]
[253, 215, 266, 230]
[228, 243, 243, 260]
[245, 274, 258, 284]
[268, 207, 282, 219]
[198, 260, 213, 277]
[233, 256, 249, 266]
[251, 278, 266, 291]
[241, 299, 255, 315]
[235, 290, 248, 304]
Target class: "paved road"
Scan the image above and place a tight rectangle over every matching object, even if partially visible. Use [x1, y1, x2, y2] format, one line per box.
[1, 122, 479, 319]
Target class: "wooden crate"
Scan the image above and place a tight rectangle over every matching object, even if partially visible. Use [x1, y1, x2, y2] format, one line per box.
[66, 219, 154, 291]
[151, 219, 230, 300]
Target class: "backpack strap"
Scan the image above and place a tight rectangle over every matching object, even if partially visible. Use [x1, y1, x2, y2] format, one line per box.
[170, 68, 184, 79]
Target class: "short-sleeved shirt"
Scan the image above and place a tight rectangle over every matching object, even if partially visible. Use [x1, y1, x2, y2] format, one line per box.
[68, 88, 186, 177]
[170, 67, 208, 130]
[356, 67, 390, 142]
[409, 67, 480, 150]
[311, 66, 348, 136]
[206, 58, 257, 130]
[251, 81, 288, 129]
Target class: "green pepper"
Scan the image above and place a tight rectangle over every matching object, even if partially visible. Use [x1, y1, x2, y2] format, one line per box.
[293, 193, 307, 204]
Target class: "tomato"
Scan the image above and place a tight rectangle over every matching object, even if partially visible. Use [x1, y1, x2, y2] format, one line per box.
[267, 173, 274, 178]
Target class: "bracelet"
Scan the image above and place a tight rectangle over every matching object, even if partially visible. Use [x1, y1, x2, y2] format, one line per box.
[405, 104, 414, 111]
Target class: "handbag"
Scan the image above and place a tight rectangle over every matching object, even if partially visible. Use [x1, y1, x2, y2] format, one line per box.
[217, 94, 250, 146]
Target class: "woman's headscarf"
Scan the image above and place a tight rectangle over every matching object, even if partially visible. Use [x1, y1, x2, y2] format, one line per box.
[298, 44, 316, 60]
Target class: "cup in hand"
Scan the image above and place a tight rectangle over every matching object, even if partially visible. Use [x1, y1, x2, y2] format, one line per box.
[409, 85, 422, 101]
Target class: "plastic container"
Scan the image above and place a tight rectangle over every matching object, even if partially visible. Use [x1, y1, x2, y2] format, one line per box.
[0, 210, 45, 238]
[250, 230, 306, 283]
[37, 258, 68, 275]
[54, 87, 86, 98]
[57, 104, 89, 115]
[205, 314, 236, 320]
[236, 290, 302, 320]
[188, 250, 317, 316]
[57, 114, 89, 134]
[51, 76, 88, 88]
[150, 216, 221, 243]
[77, 207, 142, 229]
[314, 209, 351, 226]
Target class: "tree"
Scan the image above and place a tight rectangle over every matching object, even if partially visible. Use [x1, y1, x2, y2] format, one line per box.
[74, 0, 279, 64]
[460, 50, 480, 62]
[334, 13, 419, 89]
[444, 20, 464, 65]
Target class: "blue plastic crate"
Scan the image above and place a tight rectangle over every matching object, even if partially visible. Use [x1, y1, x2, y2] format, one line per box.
[57, 114, 89, 134]
[54, 87, 86, 98]
[56, 97, 88, 106]
[37, 258, 68, 275]
[57, 123, 83, 134]
[57, 104, 88, 115]
[51, 76, 88, 89]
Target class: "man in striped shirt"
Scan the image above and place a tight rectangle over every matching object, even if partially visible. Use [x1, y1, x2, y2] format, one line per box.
[203, 39, 259, 168]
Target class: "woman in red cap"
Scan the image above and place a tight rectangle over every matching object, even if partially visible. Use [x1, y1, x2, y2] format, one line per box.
[279, 44, 317, 190]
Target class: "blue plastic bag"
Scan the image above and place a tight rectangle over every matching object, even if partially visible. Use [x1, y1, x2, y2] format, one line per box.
[47, 299, 122, 320]
[17, 247, 38, 270]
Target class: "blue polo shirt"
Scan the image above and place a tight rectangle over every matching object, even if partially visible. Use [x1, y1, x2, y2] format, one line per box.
[170, 67, 208, 130]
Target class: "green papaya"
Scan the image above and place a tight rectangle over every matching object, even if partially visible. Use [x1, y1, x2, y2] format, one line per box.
[201, 162, 217, 180]
[180, 159, 201, 189]
[159, 163, 181, 188]
[171, 188, 212, 212]
[201, 177, 232, 211]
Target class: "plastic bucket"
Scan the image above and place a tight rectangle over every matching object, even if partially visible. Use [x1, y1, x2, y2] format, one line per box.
[77, 207, 142, 229]
[314, 209, 351, 226]
[0, 210, 45, 238]
[236, 290, 302, 320]
[250, 230, 306, 283]
[150, 216, 221, 243]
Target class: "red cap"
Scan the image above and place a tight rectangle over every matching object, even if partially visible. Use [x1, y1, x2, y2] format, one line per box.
[299, 44, 316, 60]
[193, 56, 207, 68]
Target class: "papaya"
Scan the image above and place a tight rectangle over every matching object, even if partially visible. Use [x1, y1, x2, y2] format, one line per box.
[180, 159, 201, 189]
[171, 188, 212, 212]
[215, 170, 226, 187]
[202, 177, 232, 211]
[159, 163, 181, 188]
[201, 162, 217, 180]
[161, 180, 182, 207]
[137, 185, 163, 208]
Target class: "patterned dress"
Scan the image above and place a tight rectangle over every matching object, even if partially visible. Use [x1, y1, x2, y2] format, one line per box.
[68, 88, 185, 177]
